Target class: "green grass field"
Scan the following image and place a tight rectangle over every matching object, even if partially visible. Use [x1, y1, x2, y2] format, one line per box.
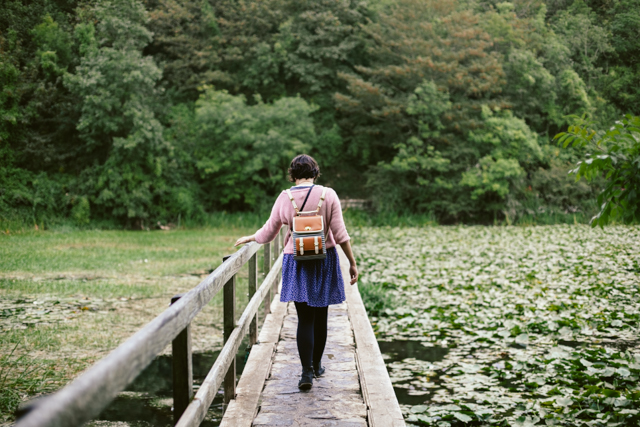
[0, 226, 260, 424]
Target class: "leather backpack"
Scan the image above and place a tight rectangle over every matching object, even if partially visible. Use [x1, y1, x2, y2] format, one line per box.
[285, 185, 328, 261]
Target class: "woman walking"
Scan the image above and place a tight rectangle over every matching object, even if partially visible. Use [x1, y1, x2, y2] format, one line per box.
[234, 154, 358, 390]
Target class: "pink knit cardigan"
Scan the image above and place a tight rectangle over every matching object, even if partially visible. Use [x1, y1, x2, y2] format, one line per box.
[254, 185, 350, 254]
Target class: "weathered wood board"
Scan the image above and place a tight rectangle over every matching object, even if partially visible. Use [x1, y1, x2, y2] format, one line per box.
[252, 301, 367, 426]
[340, 249, 405, 427]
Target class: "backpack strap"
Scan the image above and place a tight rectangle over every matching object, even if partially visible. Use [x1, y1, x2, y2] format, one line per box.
[300, 185, 315, 212]
[316, 187, 328, 212]
[285, 189, 299, 215]
[287, 186, 329, 216]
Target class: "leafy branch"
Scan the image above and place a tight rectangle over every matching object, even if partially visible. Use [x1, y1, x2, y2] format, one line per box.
[555, 114, 640, 226]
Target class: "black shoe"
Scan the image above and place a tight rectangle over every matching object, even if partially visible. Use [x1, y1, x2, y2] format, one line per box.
[298, 367, 314, 390]
[313, 364, 325, 378]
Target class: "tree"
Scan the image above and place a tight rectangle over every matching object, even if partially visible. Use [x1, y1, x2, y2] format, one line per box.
[551, 0, 612, 91]
[335, 0, 506, 167]
[479, 2, 595, 134]
[146, 0, 369, 195]
[1, 5, 80, 224]
[145, 0, 289, 103]
[144, 0, 224, 102]
[336, 0, 531, 220]
[0, 2, 81, 173]
[65, 0, 172, 223]
[599, 0, 640, 115]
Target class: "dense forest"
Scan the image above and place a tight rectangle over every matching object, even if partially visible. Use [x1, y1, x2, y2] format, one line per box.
[1, 0, 639, 227]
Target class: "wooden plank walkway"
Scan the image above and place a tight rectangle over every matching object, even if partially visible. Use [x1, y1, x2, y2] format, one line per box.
[221, 248, 404, 427]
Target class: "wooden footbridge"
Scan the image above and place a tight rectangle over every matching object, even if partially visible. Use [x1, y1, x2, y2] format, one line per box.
[15, 229, 404, 427]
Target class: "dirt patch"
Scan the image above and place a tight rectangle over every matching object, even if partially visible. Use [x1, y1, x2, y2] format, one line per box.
[1, 296, 121, 330]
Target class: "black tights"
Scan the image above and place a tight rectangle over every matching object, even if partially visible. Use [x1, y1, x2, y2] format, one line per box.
[294, 302, 328, 369]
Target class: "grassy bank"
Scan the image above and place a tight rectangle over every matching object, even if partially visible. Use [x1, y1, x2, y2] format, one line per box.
[0, 210, 267, 234]
[0, 226, 260, 424]
[1, 205, 601, 236]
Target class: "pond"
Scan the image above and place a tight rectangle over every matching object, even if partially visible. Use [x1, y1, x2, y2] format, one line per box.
[379, 340, 449, 406]
[355, 225, 640, 426]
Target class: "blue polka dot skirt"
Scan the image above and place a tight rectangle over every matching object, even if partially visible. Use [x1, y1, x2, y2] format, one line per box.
[280, 247, 345, 307]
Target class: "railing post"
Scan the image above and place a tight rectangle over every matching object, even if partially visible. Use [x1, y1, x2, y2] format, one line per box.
[223, 256, 236, 406]
[271, 231, 282, 299]
[263, 242, 272, 316]
[279, 226, 284, 251]
[248, 252, 258, 346]
[171, 294, 193, 425]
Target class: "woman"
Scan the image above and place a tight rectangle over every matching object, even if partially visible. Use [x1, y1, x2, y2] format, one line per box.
[234, 154, 358, 390]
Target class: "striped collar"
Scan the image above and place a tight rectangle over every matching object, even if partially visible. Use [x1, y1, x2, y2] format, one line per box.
[290, 185, 317, 191]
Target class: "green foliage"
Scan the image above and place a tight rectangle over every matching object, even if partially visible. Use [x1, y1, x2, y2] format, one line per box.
[365, 81, 452, 214]
[551, 0, 612, 91]
[458, 107, 542, 214]
[0, 2, 82, 175]
[501, 48, 557, 130]
[336, 0, 505, 166]
[1, 0, 636, 226]
[275, 0, 368, 97]
[335, 0, 588, 222]
[407, 81, 452, 140]
[555, 114, 640, 226]
[0, 159, 73, 229]
[461, 157, 524, 200]
[65, 0, 160, 150]
[145, 0, 224, 102]
[368, 98, 546, 221]
[481, 4, 555, 131]
[343, 209, 438, 228]
[0, 40, 21, 145]
[70, 196, 90, 225]
[525, 158, 599, 218]
[187, 88, 317, 210]
[600, 0, 640, 115]
[469, 107, 544, 168]
[555, 68, 593, 119]
[64, 0, 174, 223]
[32, 14, 73, 78]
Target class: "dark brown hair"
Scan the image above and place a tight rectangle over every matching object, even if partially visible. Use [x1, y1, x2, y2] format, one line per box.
[288, 154, 321, 182]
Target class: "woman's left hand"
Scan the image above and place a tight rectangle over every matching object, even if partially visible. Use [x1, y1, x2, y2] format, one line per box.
[234, 235, 256, 247]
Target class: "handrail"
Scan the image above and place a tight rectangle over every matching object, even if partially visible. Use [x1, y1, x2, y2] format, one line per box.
[176, 253, 283, 427]
[15, 228, 285, 427]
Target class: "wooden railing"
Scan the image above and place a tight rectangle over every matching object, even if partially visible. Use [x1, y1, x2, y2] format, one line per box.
[15, 228, 286, 427]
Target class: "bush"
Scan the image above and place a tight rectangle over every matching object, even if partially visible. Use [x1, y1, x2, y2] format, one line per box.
[170, 88, 317, 211]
